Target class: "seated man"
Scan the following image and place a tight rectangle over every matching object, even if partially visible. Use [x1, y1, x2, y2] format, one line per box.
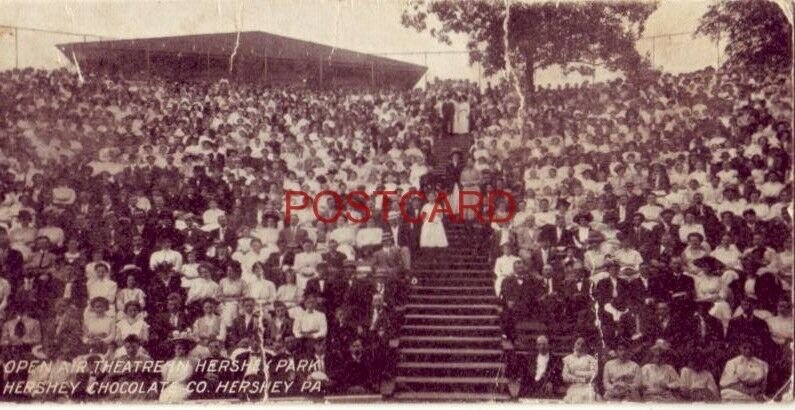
[0, 303, 42, 357]
[494, 243, 521, 296]
[520, 335, 561, 398]
[226, 297, 262, 350]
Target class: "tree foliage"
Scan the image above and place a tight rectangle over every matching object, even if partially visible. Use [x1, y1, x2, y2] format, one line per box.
[401, 0, 658, 94]
[696, 0, 793, 70]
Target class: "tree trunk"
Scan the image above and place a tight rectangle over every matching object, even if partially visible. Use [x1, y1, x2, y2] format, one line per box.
[524, 48, 536, 101]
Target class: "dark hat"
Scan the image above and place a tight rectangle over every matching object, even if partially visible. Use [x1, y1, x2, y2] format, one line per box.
[692, 256, 725, 274]
[573, 212, 593, 224]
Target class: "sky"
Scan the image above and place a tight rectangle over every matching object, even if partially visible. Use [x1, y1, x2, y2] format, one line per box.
[0, 0, 721, 86]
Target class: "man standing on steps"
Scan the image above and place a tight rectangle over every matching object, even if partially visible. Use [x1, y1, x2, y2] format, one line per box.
[440, 92, 456, 137]
[500, 259, 541, 341]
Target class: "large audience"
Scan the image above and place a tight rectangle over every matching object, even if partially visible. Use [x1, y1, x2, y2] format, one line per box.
[0, 63, 792, 402]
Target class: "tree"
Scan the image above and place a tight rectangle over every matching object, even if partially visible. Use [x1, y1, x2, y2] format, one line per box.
[696, 0, 792, 70]
[401, 0, 658, 96]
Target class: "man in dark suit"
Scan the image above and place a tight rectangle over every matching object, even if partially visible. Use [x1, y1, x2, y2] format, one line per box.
[594, 260, 631, 306]
[520, 335, 561, 398]
[146, 267, 185, 316]
[0, 227, 27, 291]
[305, 264, 349, 315]
[500, 260, 543, 340]
[648, 233, 684, 269]
[538, 214, 574, 250]
[112, 235, 151, 283]
[277, 217, 308, 264]
[346, 266, 375, 327]
[622, 213, 654, 257]
[369, 237, 406, 276]
[321, 240, 347, 272]
[626, 265, 667, 307]
[651, 208, 680, 244]
[226, 298, 262, 349]
[441, 94, 456, 136]
[658, 257, 695, 308]
[726, 298, 775, 360]
[148, 292, 189, 359]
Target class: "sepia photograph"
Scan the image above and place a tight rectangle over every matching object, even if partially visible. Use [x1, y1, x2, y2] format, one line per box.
[0, 0, 793, 405]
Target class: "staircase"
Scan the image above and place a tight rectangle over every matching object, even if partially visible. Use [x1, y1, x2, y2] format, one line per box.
[388, 223, 514, 401]
[423, 135, 474, 188]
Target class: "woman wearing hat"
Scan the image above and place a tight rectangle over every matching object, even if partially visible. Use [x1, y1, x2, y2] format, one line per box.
[691, 256, 733, 330]
[82, 296, 115, 347]
[159, 331, 196, 403]
[640, 340, 680, 401]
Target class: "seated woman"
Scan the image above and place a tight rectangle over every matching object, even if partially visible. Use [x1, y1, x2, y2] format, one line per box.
[244, 262, 277, 314]
[690, 256, 733, 330]
[719, 340, 769, 402]
[682, 233, 711, 272]
[86, 261, 118, 317]
[561, 337, 598, 403]
[115, 301, 149, 345]
[218, 263, 246, 331]
[276, 270, 304, 319]
[679, 354, 720, 402]
[82, 296, 116, 348]
[116, 274, 146, 315]
[184, 263, 220, 320]
[603, 341, 641, 401]
[640, 341, 680, 402]
[191, 298, 222, 358]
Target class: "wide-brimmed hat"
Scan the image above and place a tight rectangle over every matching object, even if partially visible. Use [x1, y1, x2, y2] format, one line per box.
[167, 330, 197, 350]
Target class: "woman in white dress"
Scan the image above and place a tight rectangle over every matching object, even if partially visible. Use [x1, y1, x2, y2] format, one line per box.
[159, 334, 196, 403]
[720, 341, 769, 402]
[244, 262, 277, 314]
[276, 270, 304, 318]
[115, 301, 149, 344]
[690, 256, 734, 329]
[419, 191, 449, 248]
[218, 264, 246, 330]
[452, 95, 470, 135]
[640, 343, 680, 402]
[561, 337, 598, 403]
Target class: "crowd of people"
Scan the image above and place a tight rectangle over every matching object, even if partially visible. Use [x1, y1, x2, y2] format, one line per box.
[0, 61, 792, 403]
[489, 67, 793, 401]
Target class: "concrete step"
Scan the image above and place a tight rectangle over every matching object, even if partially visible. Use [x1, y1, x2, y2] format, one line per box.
[409, 294, 498, 303]
[412, 285, 494, 295]
[416, 278, 493, 287]
[395, 376, 510, 393]
[400, 335, 502, 349]
[404, 314, 500, 326]
[401, 324, 503, 337]
[397, 361, 504, 378]
[405, 304, 500, 316]
[392, 391, 511, 402]
[399, 347, 505, 363]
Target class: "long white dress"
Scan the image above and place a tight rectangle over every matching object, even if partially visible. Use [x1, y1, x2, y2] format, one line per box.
[419, 202, 448, 248]
[562, 353, 598, 403]
[452, 101, 470, 134]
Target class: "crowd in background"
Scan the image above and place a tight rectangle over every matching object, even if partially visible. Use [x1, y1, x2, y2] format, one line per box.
[0, 63, 792, 402]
